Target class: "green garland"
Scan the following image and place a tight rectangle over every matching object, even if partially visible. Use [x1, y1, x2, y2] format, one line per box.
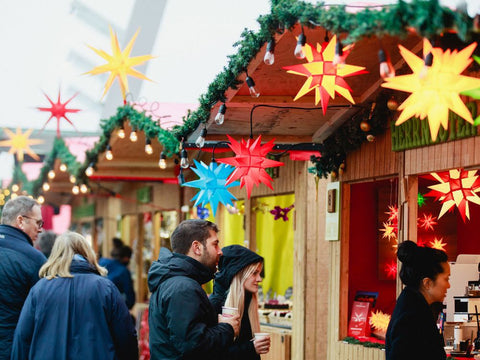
[341, 336, 385, 350]
[31, 137, 82, 197]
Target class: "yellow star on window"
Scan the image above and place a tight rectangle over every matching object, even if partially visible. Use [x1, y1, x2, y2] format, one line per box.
[382, 39, 480, 141]
[429, 237, 447, 251]
[0, 128, 43, 162]
[85, 26, 155, 101]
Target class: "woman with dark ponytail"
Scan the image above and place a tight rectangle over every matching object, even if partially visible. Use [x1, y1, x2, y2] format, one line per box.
[386, 240, 450, 360]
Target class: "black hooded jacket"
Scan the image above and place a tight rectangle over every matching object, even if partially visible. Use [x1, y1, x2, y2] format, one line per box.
[148, 247, 234, 360]
[210, 245, 264, 360]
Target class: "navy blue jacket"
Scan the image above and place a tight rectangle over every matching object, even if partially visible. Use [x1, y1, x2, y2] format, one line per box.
[11, 259, 138, 360]
[0, 224, 46, 359]
[99, 257, 136, 309]
[148, 248, 234, 360]
[386, 286, 446, 360]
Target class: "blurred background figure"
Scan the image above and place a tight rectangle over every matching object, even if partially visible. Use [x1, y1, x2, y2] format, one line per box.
[36, 230, 57, 258]
[210, 245, 270, 359]
[11, 231, 138, 360]
[99, 238, 136, 310]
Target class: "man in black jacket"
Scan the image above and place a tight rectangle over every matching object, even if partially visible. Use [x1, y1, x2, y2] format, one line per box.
[148, 220, 239, 360]
[0, 196, 46, 359]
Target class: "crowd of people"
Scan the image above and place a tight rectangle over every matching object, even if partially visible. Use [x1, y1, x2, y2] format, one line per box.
[0, 197, 271, 359]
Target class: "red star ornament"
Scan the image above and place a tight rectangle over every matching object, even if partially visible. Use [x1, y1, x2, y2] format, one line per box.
[37, 91, 80, 137]
[283, 35, 367, 115]
[425, 169, 480, 222]
[216, 135, 284, 198]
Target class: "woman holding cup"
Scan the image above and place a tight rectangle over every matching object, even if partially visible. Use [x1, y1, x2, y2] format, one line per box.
[211, 245, 270, 359]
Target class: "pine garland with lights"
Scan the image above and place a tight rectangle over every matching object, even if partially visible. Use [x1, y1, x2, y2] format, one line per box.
[32, 137, 81, 196]
[342, 336, 385, 350]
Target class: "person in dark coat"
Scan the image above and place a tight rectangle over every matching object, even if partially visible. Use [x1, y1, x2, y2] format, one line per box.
[11, 231, 138, 360]
[385, 240, 450, 360]
[148, 219, 240, 360]
[99, 244, 136, 309]
[0, 196, 46, 359]
[210, 245, 270, 360]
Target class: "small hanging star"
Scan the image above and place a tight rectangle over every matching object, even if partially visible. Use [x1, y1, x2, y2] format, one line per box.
[37, 90, 80, 137]
[86, 26, 155, 100]
[381, 221, 397, 241]
[196, 206, 210, 220]
[0, 128, 43, 161]
[429, 237, 447, 251]
[418, 193, 426, 207]
[417, 238, 428, 247]
[270, 204, 294, 221]
[369, 310, 391, 332]
[418, 213, 438, 231]
[385, 261, 397, 279]
[386, 205, 398, 223]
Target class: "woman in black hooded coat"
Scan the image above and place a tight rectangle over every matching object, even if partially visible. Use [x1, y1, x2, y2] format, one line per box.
[210, 245, 270, 360]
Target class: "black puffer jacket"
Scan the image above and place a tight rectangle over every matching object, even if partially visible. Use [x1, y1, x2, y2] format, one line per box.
[148, 248, 234, 360]
[210, 245, 264, 360]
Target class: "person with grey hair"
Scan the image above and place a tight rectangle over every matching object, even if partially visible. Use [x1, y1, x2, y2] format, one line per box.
[0, 195, 46, 359]
[36, 230, 57, 258]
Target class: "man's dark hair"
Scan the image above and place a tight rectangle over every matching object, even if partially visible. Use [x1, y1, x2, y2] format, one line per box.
[37, 231, 57, 258]
[170, 220, 219, 255]
[111, 245, 133, 260]
[112, 237, 124, 249]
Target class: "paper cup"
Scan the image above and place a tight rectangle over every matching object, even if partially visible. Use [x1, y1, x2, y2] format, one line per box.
[254, 332, 270, 340]
[222, 306, 238, 317]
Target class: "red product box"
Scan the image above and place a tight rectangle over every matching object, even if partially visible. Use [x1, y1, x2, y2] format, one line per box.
[348, 300, 371, 337]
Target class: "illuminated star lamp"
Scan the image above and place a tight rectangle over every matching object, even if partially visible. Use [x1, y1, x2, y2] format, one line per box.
[425, 168, 480, 222]
[283, 35, 367, 115]
[418, 213, 437, 231]
[0, 128, 43, 162]
[216, 135, 284, 199]
[183, 160, 240, 217]
[384, 261, 397, 279]
[418, 192, 426, 207]
[85, 26, 154, 101]
[380, 221, 397, 241]
[382, 39, 480, 141]
[370, 310, 391, 333]
[429, 237, 447, 251]
[386, 205, 398, 223]
[37, 90, 80, 137]
[461, 55, 480, 125]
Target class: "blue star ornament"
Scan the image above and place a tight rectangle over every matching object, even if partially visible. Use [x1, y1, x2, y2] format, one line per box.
[183, 160, 240, 217]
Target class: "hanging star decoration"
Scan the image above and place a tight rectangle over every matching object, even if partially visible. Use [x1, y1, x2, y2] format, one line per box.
[85, 26, 154, 101]
[216, 135, 284, 198]
[196, 206, 210, 220]
[183, 160, 239, 217]
[429, 237, 447, 251]
[380, 204, 398, 241]
[369, 310, 391, 333]
[417, 238, 428, 247]
[418, 213, 438, 231]
[425, 168, 480, 222]
[37, 90, 81, 137]
[461, 55, 480, 125]
[381, 221, 397, 241]
[270, 204, 295, 221]
[382, 39, 480, 141]
[283, 35, 367, 114]
[384, 261, 397, 279]
[252, 201, 269, 214]
[386, 205, 398, 223]
[0, 128, 43, 161]
[418, 192, 426, 207]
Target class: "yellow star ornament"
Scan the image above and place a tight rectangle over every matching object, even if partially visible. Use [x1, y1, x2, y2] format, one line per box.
[85, 26, 154, 101]
[0, 128, 43, 161]
[382, 39, 480, 141]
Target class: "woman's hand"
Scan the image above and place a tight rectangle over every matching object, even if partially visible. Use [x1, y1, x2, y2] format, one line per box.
[253, 336, 271, 354]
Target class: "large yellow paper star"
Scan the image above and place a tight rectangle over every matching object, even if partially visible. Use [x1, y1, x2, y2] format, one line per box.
[85, 26, 154, 100]
[0, 128, 43, 161]
[370, 310, 391, 332]
[382, 39, 480, 141]
[283, 35, 366, 114]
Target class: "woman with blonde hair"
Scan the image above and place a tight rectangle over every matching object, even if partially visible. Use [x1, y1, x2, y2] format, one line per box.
[210, 245, 270, 359]
[11, 231, 138, 360]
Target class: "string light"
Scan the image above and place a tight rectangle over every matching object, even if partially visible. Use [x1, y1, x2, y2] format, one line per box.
[215, 103, 226, 125]
[80, 184, 88, 193]
[59, 163, 67, 172]
[158, 152, 167, 169]
[378, 49, 395, 78]
[145, 138, 153, 155]
[105, 144, 113, 160]
[117, 126, 125, 139]
[245, 75, 260, 98]
[69, 175, 76, 184]
[419, 52, 433, 79]
[333, 40, 345, 66]
[264, 39, 275, 65]
[48, 170, 56, 179]
[129, 127, 138, 142]
[11, 184, 19, 192]
[85, 163, 94, 177]
[72, 185, 80, 195]
[180, 149, 189, 169]
[195, 127, 207, 148]
[42, 182, 50, 192]
[294, 31, 306, 59]
[37, 195, 45, 204]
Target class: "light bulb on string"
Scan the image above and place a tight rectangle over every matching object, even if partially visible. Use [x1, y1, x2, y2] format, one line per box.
[105, 144, 113, 160]
[69, 175, 76, 184]
[264, 39, 275, 65]
[180, 149, 189, 169]
[215, 103, 226, 125]
[80, 184, 88, 193]
[37, 195, 45, 204]
[333, 40, 345, 66]
[72, 185, 80, 195]
[419, 52, 433, 79]
[145, 138, 153, 155]
[195, 127, 207, 148]
[42, 182, 50, 192]
[378, 49, 395, 79]
[294, 32, 306, 59]
[48, 170, 56, 179]
[60, 163, 67, 172]
[129, 128, 138, 142]
[245, 75, 260, 98]
[11, 184, 19, 192]
[117, 126, 125, 139]
[85, 163, 94, 177]
[158, 152, 167, 169]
